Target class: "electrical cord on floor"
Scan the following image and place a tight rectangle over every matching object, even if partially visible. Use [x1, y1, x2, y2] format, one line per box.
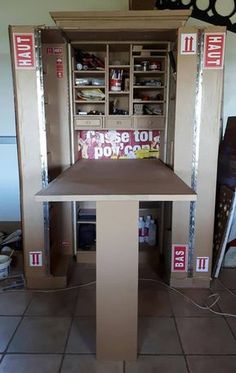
[217, 278, 236, 298]
[139, 278, 236, 318]
[0, 278, 96, 292]
[0, 276, 236, 318]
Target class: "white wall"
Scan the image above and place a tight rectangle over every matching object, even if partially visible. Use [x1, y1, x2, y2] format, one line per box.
[0, 0, 128, 222]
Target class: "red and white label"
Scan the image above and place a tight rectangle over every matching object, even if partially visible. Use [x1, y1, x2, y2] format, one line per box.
[56, 57, 63, 78]
[196, 256, 209, 272]
[203, 33, 225, 69]
[62, 241, 70, 248]
[172, 245, 188, 272]
[180, 33, 197, 55]
[78, 130, 160, 160]
[47, 47, 62, 55]
[13, 33, 35, 69]
[29, 251, 43, 267]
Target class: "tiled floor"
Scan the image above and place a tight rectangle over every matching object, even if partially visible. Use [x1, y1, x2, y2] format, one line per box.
[0, 264, 236, 372]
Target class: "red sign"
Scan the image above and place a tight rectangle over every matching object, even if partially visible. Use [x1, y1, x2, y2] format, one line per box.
[172, 245, 188, 272]
[13, 33, 35, 69]
[29, 251, 42, 267]
[196, 256, 209, 272]
[78, 130, 160, 160]
[47, 47, 62, 55]
[180, 33, 197, 55]
[203, 33, 225, 69]
[56, 57, 63, 78]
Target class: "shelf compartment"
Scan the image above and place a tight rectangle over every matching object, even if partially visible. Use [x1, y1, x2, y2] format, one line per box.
[133, 116, 165, 130]
[133, 71, 165, 74]
[77, 220, 96, 224]
[109, 91, 129, 95]
[75, 100, 105, 104]
[109, 94, 130, 116]
[74, 85, 105, 89]
[74, 116, 103, 129]
[133, 100, 165, 104]
[133, 85, 165, 89]
[109, 43, 130, 66]
[104, 116, 132, 129]
[109, 65, 130, 68]
[133, 56, 166, 59]
[74, 70, 105, 74]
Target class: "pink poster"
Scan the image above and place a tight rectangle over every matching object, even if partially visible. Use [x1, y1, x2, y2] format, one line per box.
[78, 130, 161, 160]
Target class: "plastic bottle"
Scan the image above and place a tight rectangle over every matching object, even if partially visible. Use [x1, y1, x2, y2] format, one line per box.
[144, 215, 152, 243]
[148, 219, 157, 246]
[138, 217, 145, 243]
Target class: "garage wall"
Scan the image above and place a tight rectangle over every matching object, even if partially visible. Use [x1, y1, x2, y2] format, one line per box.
[0, 0, 128, 223]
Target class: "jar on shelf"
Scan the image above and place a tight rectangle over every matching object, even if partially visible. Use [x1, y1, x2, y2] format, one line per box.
[141, 61, 149, 71]
[149, 61, 162, 71]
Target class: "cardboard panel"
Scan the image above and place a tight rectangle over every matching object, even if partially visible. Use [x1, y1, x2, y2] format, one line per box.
[96, 200, 139, 360]
[42, 40, 73, 257]
[171, 27, 198, 283]
[9, 26, 46, 278]
[193, 27, 226, 279]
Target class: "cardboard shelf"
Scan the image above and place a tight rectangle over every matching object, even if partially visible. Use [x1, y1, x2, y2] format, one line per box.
[35, 159, 196, 202]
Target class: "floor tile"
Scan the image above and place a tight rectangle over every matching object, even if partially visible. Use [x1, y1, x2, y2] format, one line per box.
[170, 289, 220, 317]
[210, 278, 224, 291]
[26, 289, 77, 316]
[218, 268, 236, 289]
[138, 317, 182, 354]
[0, 354, 62, 373]
[0, 317, 21, 353]
[61, 355, 123, 373]
[226, 317, 236, 338]
[187, 355, 236, 373]
[68, 264, 96, 286]
[138, 290, 172, 316]
[126, 355, 188, 373]
[215, 291, 236, 315]
[176, 317, 236, 354]
[138, 266, 165, 286]
[0, 292, 32, 316]
[8, 317, 71, 353]
[66, 318, 96, 353]
[75, 285, 96, 316]
[138, 278, 167, 291]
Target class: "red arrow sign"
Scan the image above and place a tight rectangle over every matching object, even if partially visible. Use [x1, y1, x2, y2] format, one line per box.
[184, 36, 194, 53]
[29, 251, 42, 267]
[181, 33, 197, 55]
[196, 257, 209, 272]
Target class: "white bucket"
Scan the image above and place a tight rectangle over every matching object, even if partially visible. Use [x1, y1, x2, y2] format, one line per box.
[0, 255, 11, 278]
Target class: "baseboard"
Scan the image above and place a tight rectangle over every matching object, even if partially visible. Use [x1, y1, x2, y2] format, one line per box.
[0, 221, 21, 234]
